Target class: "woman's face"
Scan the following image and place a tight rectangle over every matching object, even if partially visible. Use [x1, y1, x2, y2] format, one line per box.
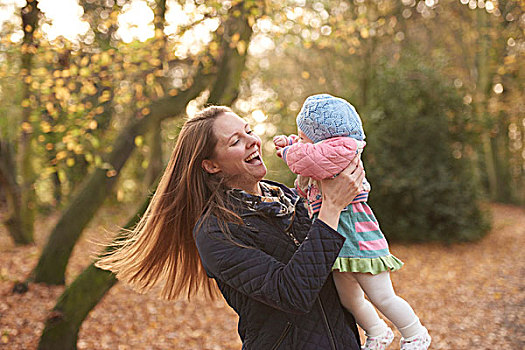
[203, 112, 267, 194]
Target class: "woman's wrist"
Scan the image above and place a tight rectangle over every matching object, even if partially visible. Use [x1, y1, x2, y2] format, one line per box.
[317, 201, 341, 231]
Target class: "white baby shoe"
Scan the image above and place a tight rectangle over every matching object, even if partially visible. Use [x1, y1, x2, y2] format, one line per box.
[400, 328, 431, 350]
[362, 327, 394, 350]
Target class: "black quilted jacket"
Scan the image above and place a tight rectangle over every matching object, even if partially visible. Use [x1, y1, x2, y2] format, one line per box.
[194, 180, 361, 350]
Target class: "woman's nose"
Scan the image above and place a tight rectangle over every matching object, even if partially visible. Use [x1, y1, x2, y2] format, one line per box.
[247, 133, 259, 148]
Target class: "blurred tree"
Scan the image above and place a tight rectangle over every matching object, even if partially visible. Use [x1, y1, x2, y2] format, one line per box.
[144, 0, 168, 188]
[365, 58, 490, 242]
[38, 2, 261, 347]
[17, 0, 40, 243]
[0, 26, 21, 242]
[480, 0, 524, 203]
[37, 39, 75, 207]
[0, 140, 27, 243]
[398, 0, 524, 203]
[0, 0, 41, 245]
[38, 1, 128, 205]
[79, 0, 126, 50]
[61, 0, 127, 196]
[30, 0, 257, 286]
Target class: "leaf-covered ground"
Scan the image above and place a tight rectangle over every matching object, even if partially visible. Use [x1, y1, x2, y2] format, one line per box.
[0, 203, 523, 349]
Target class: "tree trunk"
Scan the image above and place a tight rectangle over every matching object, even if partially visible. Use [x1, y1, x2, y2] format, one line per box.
[44, 48, 70, 207]
[37, 264, 116, 350]
[51, 170, 62, 206]
[37, 198, 150, 350]
[0, 141, 31, 244]
[145, 0, 168, 188]
[16, 0, 41, 244]
[359, 38, 374, 109]
[474, 8, 498, 199]
[485, 2, 519, 204]
[491, 112, 513, 202]
[208, 1, 253, 105]
[145, 119, 164, 188]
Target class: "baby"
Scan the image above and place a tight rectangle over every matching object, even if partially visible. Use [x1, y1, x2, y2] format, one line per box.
[274, 94, 431, 350]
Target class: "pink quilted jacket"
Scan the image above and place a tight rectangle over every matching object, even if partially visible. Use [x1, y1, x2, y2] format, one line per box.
[280, 136, 370, 216]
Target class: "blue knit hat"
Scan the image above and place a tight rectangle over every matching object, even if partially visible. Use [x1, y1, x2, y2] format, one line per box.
[296, 94, 365, 143]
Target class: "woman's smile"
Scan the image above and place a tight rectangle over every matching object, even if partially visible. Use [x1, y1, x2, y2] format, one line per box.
[245, 150, 261, 163]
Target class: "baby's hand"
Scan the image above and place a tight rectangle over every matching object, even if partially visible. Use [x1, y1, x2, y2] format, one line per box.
[273, 135, 289, 148]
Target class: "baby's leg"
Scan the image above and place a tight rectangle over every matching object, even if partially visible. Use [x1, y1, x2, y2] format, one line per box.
[332, 271, 388, 337]
[353, 271, 424, 339]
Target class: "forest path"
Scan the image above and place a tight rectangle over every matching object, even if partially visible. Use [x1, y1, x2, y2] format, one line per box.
[0, 203, 523, 349]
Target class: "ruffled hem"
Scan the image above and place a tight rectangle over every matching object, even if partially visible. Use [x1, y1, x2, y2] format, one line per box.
[332, 255, 404, 274]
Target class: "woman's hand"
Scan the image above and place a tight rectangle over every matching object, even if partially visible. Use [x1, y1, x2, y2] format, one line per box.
[317, 156, 365, 230]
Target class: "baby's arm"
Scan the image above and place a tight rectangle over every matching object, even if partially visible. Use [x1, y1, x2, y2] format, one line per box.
[273, 134, 299, 158]
[283, 137, 362, 181]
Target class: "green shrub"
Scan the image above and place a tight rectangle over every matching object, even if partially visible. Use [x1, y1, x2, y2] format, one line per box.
[364, 62, 490, 242]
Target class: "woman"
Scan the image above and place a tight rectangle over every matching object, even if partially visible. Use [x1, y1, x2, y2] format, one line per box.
[96, 106, 365, 349]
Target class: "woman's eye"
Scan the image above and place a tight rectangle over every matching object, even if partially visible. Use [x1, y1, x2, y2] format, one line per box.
[247, 130, 253, 135]
[231, 139, 239, 146]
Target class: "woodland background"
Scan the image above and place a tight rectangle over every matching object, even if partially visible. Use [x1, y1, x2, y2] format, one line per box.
[0, 0, 523, 349]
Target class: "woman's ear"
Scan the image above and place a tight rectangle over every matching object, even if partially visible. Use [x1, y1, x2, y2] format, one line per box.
[202, 159, 221, 174]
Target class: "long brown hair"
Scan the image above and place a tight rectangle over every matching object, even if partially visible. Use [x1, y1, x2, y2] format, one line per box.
[96, 106, 242, 300]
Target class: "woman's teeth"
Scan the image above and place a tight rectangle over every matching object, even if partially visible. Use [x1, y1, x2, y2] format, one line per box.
[245, 152, 259, 162]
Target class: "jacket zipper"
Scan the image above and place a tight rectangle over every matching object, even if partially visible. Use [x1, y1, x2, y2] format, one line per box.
[287, 227, 300, 246]
[284, 198, 300, 246]
[270, 322, 292, 350]
[318, 298, 336, 350]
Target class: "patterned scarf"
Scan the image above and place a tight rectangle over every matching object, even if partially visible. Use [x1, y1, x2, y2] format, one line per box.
[227, 182, 301, 246]
[227, 182, 296, 217]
